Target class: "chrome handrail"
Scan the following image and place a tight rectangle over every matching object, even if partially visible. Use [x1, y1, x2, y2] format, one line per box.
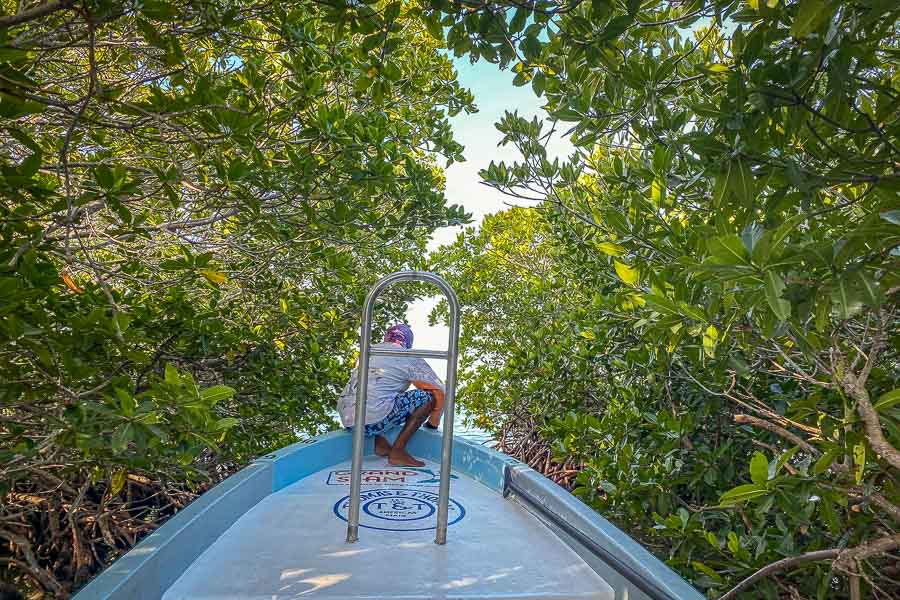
[345, 271, 460, 545]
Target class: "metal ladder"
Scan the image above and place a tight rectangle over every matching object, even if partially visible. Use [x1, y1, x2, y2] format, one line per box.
[345, 271, 461, 545]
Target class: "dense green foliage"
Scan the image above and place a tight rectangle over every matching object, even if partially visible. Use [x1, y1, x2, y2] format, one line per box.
[1, 1, 472, 594]
[426, 1, 900, 598]
[3, 0, 899, 598]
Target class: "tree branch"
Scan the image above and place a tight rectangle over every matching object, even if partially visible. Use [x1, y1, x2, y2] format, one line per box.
[840, 319, 900, 472]
[834, 532, 900, 574]
[0, 0, 75, 28]
[0, 528, 64, 595]
[718, 549, 841, 600]
[850, 383, 900, 471]
[734, 414, 823, 459]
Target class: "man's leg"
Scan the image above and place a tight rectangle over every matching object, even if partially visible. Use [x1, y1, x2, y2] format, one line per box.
[389, 396, 435, 467]
[374, 435, 392, 457]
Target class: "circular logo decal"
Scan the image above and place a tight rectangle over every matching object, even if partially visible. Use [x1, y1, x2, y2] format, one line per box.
[334, 489, 465, 531]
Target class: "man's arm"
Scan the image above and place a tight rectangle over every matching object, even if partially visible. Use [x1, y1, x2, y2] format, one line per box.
[408, 358, 446, 428]
[411, 380, 444, 428]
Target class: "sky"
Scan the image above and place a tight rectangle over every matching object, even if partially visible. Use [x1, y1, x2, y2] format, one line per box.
[404, 57, 572, 379]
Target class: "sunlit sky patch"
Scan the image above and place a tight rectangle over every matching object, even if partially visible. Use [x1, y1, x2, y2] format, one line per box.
[409, 57, 573, 379]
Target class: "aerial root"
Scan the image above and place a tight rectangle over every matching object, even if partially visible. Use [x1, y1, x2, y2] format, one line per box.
[1, 464, 239, 597]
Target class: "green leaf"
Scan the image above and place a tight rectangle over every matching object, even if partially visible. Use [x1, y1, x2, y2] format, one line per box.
[792, 0, 836, 38]
[853, 442, 865, 485]
[652, 146, 670, 174]
[596, 241, 626, 257]
[774, 446, 800, 477]
[146, 425, 169, 442]
[136, 411, 161, 425]
[18, 151, 42, 178]
[531, 71, 545, 96]
[764, 271, 791, 321]
[116, 388, 136, 417]
[678, 303, 707, 322]
[874, 389, 900, 412]
[714, 159, 755, 210]
[692, 561, 724, 583]
[815, 294, 831, 331]
[383, 1, 401, 22]
[644, 294, 680, 317]
[819, 495, 840, 535]
[112, 423, 133, 453]
[749, 451, 769, 485]
[215, 417, 239, 430]
[597, 15, 633, 44]
[729, 355, 751, 377]
[510, 8, 528, 34]
[520, 33, 543, 61]
[812, 449, 838, 475]
[111, 469, 127, 495]
[831, 276, 864, 320]
[201, 385, 235, 405]
[590, 0, 608, 18]
[731, 160, 755, 208]
[8, 128, 41, 154]
[707, 235, 749, 265]
[727, 531, 740, 555]
[201, 270, 227, 285]
[164, 363, 180, 385]
[135, 17, 164, 47]
[702, 324, 719, 357]
[741, 223, 764, 254]
[852, 270, 883, 309]
[423, 12, 443, 40]
[650, 176, 666, 206]
[614, 261, 639, 287]
[142, 0, 180, 21]
[752, 214, 805, 265]
[704, 63, 730, 74]
[719, 483, 768, 506]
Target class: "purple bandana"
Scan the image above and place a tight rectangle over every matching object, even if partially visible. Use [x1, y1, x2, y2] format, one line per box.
[384, 323, 414, 348]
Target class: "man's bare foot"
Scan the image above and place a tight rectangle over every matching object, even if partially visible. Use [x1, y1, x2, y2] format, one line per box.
[389, 448, 425, 467]
[374, 435, 392, 457]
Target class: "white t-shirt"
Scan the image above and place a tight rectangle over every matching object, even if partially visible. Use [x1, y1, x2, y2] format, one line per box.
[337, 342, 445, 426]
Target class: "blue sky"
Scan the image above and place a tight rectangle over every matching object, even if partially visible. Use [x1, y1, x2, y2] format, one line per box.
[429, 57, 571, 249]
[407, 57, 572, 378]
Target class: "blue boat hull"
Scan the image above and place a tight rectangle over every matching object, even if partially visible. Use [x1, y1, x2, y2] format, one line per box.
[74, 429, 703, 600]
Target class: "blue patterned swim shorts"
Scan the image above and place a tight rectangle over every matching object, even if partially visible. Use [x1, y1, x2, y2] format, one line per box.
[363, 389, 433, 437]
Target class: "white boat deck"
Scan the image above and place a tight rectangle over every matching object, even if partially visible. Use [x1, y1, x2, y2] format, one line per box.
[164, 456, 614, 599]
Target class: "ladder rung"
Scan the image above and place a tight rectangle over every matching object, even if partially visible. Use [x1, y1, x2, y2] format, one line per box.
[369, 347, 449, 360]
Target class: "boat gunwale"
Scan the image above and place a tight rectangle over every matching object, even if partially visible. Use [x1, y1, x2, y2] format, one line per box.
[73, 428, 703, 600]
[504, 468, 704, 600]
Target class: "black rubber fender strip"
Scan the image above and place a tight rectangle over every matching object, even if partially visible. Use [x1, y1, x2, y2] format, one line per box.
[504, 474, 680, 600]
